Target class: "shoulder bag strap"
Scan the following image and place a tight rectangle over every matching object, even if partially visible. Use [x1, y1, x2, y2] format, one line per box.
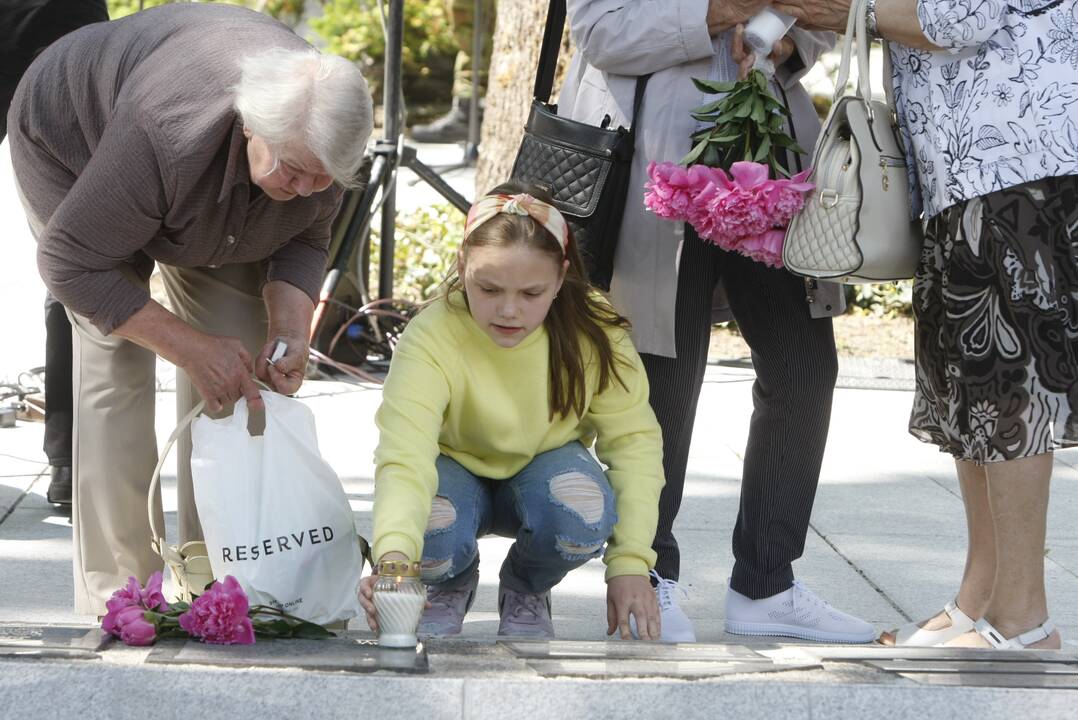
[534, 0, 567, 103]
[534, 0, 651, 129]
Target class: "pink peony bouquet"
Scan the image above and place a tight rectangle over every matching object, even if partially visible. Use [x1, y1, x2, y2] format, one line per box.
[643, 71, 813, 268]
[645, 160, 813, 268]
[101, 572, 333, 646]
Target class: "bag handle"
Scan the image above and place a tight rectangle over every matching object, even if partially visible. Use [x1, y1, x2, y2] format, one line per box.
[532, 0, 651, 127]
[148, 397, 207, 559]
[832, 0, 874, 105]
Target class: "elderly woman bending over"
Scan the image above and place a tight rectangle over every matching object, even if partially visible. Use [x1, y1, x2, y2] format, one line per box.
[7, 2, 373, 615]
[774, 0, 1078, 649]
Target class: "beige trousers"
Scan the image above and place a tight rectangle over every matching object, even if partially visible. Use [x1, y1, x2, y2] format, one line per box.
[66, 263, 268, 614]
[14, 179, 272, 614]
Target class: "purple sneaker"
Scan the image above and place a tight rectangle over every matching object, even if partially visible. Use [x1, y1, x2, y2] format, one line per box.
[417, 571, 478, 637]
[497, 587, 555, 639]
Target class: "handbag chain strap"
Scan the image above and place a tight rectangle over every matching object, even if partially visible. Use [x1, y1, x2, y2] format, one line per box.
[533, 0, 650, 128]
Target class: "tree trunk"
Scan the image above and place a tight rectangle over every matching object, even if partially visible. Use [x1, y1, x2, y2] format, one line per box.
[476, 0, 572, 194]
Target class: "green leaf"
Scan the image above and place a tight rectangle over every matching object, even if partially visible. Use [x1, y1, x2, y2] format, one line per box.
[701, 144, 721, 167]
[753, 136, 772, 162]
[690, 98, 728, 115]
[692, 77, 738, 94]
[291, 621, 335, 640]
[253, 618, 294, 638]
[750, 98, 767, 124]
[680, 137, 709, 166]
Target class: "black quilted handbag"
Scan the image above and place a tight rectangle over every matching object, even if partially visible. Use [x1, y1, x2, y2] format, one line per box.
[509, 0, 649, 290]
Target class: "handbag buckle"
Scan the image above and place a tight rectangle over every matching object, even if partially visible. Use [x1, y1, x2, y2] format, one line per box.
[819, 189, 840, 209]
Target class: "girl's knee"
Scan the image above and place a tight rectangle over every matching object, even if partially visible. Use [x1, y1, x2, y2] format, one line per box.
[546, 471, 615, 560]
[421, 495, 473, 584]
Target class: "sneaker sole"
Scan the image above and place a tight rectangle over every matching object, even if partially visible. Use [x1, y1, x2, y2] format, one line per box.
[725, 620, 876, 644]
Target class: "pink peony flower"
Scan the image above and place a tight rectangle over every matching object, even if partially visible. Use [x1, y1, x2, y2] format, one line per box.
[705, 186, 772, 245]
[112, 605, 157, 646]
[139, 571, 169, 612]
[737, 229, 787, 269]
[644, 162, 716, 221]
[101, 572, 169, 639]
[178, 576, 256, 645]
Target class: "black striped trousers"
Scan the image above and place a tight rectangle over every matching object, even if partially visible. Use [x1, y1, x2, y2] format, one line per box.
[639, 227, 838, 600]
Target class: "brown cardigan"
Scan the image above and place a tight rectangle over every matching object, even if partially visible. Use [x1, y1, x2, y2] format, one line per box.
[7, 3, 342, 334]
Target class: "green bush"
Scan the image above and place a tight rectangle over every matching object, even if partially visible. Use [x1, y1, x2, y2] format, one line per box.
[107, 0, 299, 23]
[846, 281, 914, 318]
[309, 0, 457, 105]
[370, 204, 464, 303]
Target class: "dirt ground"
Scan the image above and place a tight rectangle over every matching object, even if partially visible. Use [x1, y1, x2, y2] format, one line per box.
[709, 313, 915, 361]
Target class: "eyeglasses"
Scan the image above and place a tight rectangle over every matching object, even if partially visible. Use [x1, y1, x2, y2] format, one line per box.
[262, 155, 334, 194]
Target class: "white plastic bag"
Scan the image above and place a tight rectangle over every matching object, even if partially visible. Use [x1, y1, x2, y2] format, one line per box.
[191, 390, 362, 626]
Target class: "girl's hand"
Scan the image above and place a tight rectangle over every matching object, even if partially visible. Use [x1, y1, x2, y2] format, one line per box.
[607, 574, 661, 641]
[731, 24, 797, 80]
[359, 574, 380, 632]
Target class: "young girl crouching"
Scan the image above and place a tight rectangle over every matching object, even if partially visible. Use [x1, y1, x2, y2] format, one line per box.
[359, 183, 665, 640]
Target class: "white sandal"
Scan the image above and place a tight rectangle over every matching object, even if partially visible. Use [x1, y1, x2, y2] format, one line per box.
[892, 600, 975, 646]
[974, 617, 1056, 650]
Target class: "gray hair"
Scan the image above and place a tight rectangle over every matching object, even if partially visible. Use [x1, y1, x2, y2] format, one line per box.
[234, 47, 373, 188]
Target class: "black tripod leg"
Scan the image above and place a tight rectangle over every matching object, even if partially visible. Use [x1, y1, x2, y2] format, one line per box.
[401, 148, 472, 214]
[313, 153, 392, 339]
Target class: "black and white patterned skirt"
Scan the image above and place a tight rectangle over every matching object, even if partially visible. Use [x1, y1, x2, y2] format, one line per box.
[909, 176, 1078, 464]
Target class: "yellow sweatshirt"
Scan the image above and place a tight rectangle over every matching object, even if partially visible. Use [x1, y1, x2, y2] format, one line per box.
[372, 293, 664, 579]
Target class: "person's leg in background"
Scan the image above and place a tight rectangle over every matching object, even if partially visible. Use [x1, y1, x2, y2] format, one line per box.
[636, 228, 722, 642]
[718, 249, 873, 642]
[158, 263, 268, 547]
[43, 292, 73, 507]
[410, 0, 495, 143]
[493, 441, 616, 638]
[1, 0, 110, 510]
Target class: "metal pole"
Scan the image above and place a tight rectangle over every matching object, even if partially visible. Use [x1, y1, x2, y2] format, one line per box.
[379, 0, 405, 301]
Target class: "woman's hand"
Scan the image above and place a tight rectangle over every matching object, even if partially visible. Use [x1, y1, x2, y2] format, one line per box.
[772, 0, 852, 32]
[179, 332, 263, 413]
[708, 0, 776, 35]
[607, 574, 661, 641]
[254, 333, 308, 395]
[258, 280, 315, 396]
[731, 23, 796, 79]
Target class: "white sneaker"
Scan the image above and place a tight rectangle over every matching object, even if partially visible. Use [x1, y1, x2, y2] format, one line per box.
[724, 579, 875, 643]
[630, 571, 697, 643]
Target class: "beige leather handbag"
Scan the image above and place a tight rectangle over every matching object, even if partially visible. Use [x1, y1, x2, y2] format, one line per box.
[782, 0, 922, 283]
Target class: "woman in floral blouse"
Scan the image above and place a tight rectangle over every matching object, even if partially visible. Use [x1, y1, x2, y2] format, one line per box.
[773, 0, 1078, 650]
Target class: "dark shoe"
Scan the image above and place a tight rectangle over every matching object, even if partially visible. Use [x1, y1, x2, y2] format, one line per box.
[497, 586, 554, 639]
[46, 465, 72, 507]
[410, 97, 477, 144]
[417, 570, 479, 637]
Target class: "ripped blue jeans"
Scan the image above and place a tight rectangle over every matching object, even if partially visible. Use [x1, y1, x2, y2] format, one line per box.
[421, 441, 617, 594]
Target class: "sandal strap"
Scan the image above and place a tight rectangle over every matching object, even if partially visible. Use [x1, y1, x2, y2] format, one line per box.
[1016, 619, 1055, 647]
[943, 599, 973, 626]
[975, 617, 1055, 649]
